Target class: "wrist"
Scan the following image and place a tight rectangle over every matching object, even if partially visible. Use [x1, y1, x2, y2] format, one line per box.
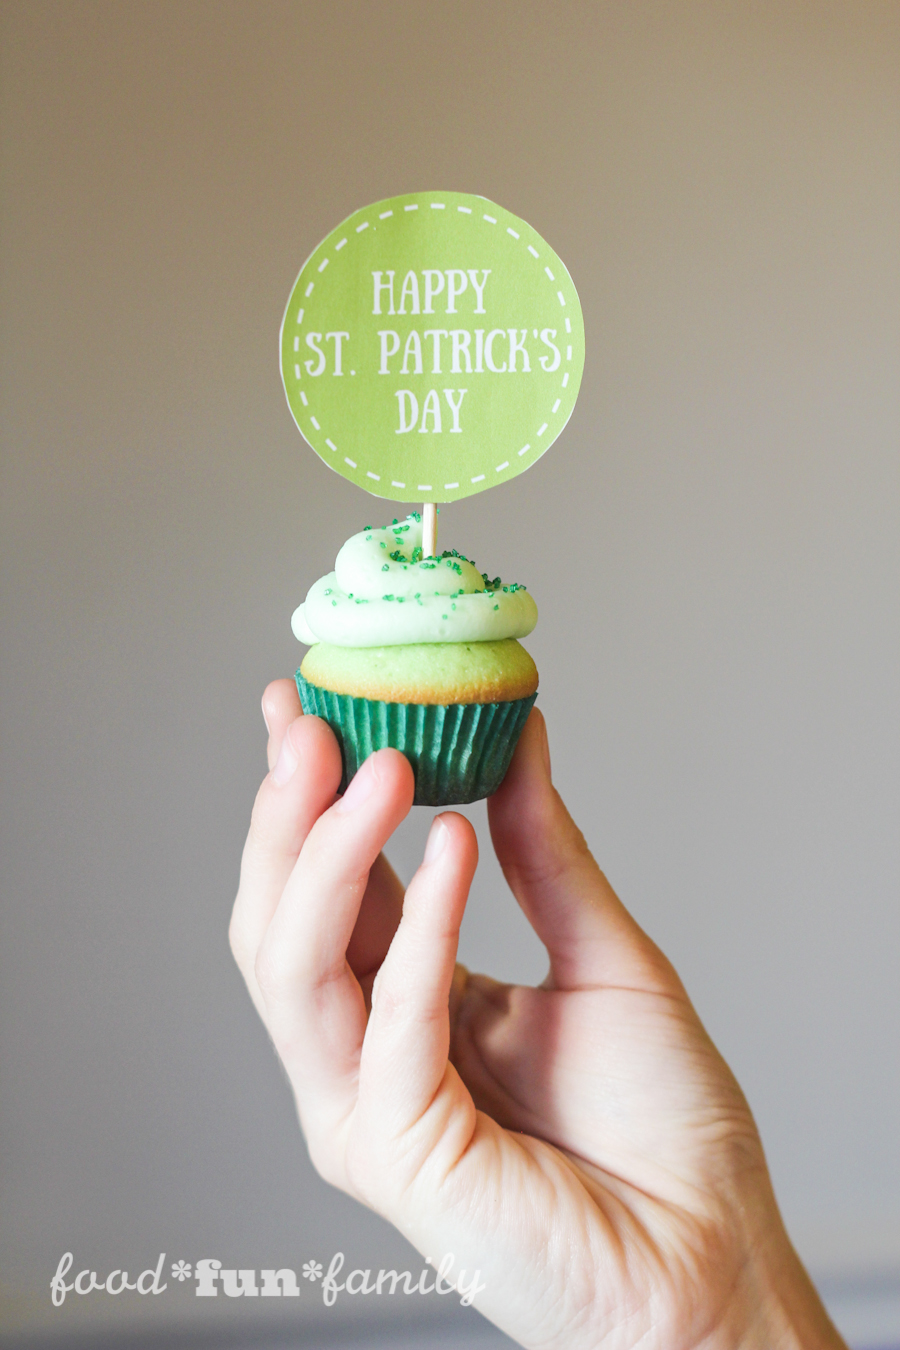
[709, 1189, 846, 1350]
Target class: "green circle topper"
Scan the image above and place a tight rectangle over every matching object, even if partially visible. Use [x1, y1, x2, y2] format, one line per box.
[280, 191, 585, 504]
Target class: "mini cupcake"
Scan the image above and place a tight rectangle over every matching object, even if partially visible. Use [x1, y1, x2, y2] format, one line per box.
[292, 513, 538, 805]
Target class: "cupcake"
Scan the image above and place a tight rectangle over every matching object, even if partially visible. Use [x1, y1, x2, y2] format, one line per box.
[292, 513, 538, 805]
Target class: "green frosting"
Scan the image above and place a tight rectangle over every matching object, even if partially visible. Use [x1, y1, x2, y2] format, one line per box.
[292, 514, 537, 648]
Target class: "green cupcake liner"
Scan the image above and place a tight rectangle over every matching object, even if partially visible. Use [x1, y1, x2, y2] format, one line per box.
[296, 673, 537, 806]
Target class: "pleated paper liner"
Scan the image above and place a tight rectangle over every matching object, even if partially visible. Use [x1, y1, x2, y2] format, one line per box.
[296, 673, 537, 806]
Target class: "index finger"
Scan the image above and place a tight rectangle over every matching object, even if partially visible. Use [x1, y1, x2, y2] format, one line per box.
[262, 677, 302, 770]
[253, 749, 415, 1166]
[230, 713, 343, 1016]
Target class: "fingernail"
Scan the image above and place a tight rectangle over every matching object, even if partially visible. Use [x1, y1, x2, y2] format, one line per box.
[538, 716, 552, 780]
[261, 697, 271, 736]
[336, 755, 378, 813]
[272, 726, 299, 785]
[424, 816, 448, 864]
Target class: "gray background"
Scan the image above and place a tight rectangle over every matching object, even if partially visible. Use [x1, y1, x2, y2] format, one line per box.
[1, 2, 898, 1346]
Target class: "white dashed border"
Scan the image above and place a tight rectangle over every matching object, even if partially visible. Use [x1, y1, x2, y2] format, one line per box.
[283, 194, 581, 497]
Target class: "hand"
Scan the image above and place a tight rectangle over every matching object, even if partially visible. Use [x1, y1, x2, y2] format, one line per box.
[230, 680, 845, 1350]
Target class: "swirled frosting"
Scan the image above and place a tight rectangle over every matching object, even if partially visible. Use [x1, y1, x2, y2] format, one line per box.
[292, 514, 537, 648]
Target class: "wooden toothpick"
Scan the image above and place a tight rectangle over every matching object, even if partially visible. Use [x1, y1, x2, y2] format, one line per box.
[422, 502, 438, 559]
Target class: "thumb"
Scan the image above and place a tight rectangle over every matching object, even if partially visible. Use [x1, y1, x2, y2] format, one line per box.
[488, 709, 677, 993]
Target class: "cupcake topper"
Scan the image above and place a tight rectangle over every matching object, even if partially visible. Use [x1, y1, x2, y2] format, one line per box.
[280, 191, 585, 525]
[422, 501, 438, 559]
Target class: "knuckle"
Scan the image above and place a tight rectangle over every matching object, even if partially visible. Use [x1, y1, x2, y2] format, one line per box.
[510, 806, 597, 891]
[246, 788, 283, 852]
[227, 909, 246, 965]
[253, 938, 285, 1000]
[228, 900, 258, 978]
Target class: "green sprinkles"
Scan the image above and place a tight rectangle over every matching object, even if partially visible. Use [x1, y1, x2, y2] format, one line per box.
[341, 525, 528, 618]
